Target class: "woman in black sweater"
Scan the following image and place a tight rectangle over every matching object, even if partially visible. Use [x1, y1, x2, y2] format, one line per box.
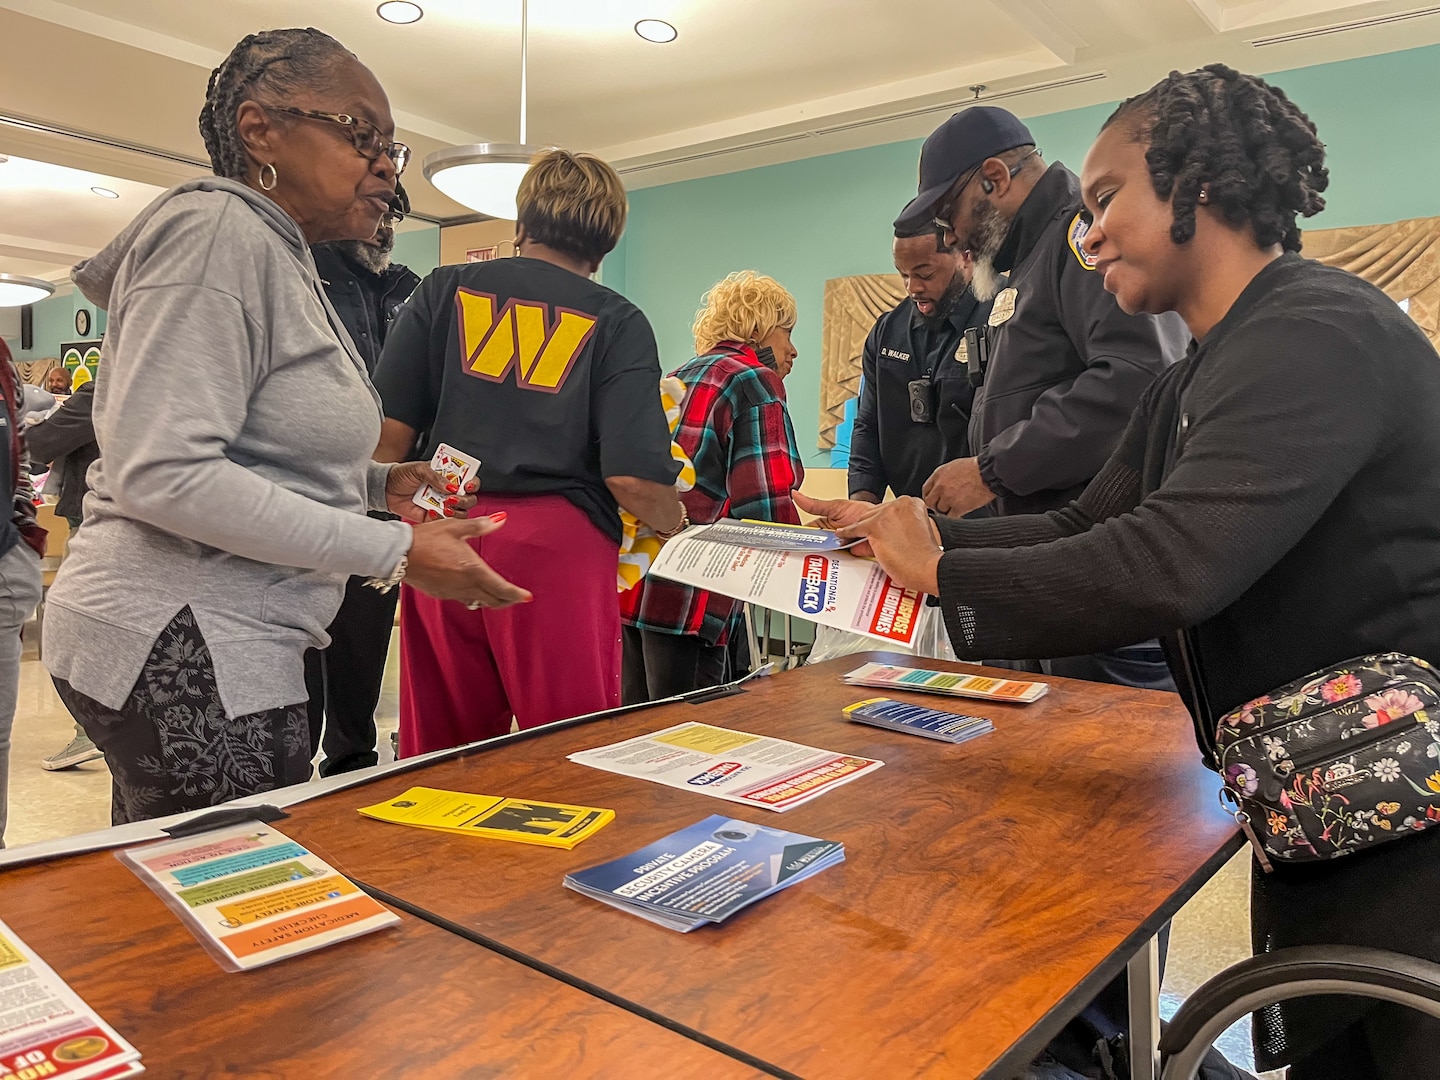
[800, 65, 1440, 1079]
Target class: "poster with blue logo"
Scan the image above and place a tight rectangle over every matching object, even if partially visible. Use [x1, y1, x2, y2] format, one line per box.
[648, 526, 926, 647]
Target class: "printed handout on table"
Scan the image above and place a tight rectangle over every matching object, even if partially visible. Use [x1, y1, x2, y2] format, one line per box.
[0, 917, 142, 1078]
[647, 525, 925, 647]
[118, 822, 399, 972]
[564, 815, 844, 932]
[358, 786, 613, 850]
[567, 721, 883, 812]
[843, 661, 1049, 703]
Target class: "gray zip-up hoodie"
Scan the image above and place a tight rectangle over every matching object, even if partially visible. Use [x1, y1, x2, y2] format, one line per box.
[44, 178, 411, 718]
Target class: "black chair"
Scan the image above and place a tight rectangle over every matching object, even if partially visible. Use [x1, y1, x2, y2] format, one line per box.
[1159, 946, 1440, 1079]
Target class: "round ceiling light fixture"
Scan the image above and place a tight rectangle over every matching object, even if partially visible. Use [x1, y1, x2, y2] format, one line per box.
[377, 1, 424, 24]
[0, 274, 56, 308]
[424, 0, 540, 219]
[90, 186, 119, 199]
[634, 19, 678, 43]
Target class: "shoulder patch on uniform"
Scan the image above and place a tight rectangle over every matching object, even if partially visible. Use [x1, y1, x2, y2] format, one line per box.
[1067, 212, 1098, 271]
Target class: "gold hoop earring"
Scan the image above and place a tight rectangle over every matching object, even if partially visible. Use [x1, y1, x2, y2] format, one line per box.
[258, 163, 278, 191]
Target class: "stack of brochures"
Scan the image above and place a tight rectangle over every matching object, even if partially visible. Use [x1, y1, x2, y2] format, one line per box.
[564, 815, 844, 932]
[0, 917, 144, 1076]
[843, 661, 1049, 703]
[843, 697, 994, 744]
[358, 786, 613, 850]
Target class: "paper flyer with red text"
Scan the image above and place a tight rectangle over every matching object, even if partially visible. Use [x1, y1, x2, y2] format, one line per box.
[567, 721, 883, 812]
[647, 527, 925, 647]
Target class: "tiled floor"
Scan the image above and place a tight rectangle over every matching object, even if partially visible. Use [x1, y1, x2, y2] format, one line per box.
[5, 637, 1274, 1077]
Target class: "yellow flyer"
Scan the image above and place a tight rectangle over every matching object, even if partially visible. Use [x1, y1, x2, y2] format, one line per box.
[358, 786, 614, 850]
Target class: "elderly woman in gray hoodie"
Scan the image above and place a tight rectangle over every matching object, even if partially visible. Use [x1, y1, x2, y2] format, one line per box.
[44, 28, 531, 825]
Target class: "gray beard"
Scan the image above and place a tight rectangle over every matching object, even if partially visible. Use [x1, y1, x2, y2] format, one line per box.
[335, 239, 393, 275]
[965, 200, 1011, 302]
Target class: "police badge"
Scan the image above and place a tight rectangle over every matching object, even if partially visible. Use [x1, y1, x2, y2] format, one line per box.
[988, 287, 1017, 326]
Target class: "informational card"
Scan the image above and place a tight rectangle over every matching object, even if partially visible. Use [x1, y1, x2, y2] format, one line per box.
[565, 815, 844, 932]
[567, 721, 883, 812]
[118, 823, 399, 972]
[358, 787, 613, 850]
[843, 661, 1049, 703]
[0, 917, 142, 1078]
[843, 697, 994, 744]
[647, 526, 925, 647]
[692, 519, 860, 552]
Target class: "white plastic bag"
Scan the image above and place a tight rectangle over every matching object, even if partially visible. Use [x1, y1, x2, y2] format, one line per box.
[806, 602, 957, 665]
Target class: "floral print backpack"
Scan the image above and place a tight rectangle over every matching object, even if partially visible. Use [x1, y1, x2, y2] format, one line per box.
[1216, 653, 1440, 870]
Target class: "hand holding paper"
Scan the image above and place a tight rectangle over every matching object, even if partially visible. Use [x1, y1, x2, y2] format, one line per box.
[832, 496, 944, 596]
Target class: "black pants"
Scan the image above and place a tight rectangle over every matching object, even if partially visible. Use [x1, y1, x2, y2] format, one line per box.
[52, 607, 311, 826]
[621, 626, 731, 705]
[305, 575, 398, 777]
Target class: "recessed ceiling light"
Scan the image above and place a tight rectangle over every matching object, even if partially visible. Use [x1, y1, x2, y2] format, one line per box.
[377, 1, 423, 25]
[91, 186, 119, 199]
[634, 19, 678, 43]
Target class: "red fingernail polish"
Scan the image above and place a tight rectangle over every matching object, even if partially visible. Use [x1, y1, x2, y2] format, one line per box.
[444, 496, 458, 506]
[446, 483, 459, 493]
[489, 511, 508, 523]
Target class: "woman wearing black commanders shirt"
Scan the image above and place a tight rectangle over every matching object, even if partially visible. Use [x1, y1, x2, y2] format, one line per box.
[373, 149, 683, 757]
[801, 66, 1440, 1078]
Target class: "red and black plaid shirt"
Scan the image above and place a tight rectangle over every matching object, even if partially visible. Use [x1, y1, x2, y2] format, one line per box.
[621, 343, 804, 645]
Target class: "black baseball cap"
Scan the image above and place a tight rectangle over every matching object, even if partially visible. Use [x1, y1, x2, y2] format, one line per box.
[894, 106, 1035, 232]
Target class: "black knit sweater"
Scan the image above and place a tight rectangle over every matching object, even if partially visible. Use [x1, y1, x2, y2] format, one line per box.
[933, 252, 1440, 1070]
[934, 253, 1440, 722]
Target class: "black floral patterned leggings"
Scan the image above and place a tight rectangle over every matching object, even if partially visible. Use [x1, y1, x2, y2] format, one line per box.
[52, 607, 312, 825]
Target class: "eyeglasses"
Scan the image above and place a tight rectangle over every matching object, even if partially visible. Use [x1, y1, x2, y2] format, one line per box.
[263, 106, 411, 174]
[932, 147, 1043, 232]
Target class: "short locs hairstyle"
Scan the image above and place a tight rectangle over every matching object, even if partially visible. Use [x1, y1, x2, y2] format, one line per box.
[1104, 63, 1327, 253]
[199, 28, 356, 180]
[515, 149, 628, 264]
[692, 271, 798, 356]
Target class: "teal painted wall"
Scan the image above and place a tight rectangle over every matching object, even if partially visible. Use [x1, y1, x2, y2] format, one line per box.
[1, 290, 104, 365]
[391, 224, 440, 279]
[615, 44, 1440, 467]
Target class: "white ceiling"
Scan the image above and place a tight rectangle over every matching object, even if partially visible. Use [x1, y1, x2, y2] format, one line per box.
[3, 0, 1440, 281]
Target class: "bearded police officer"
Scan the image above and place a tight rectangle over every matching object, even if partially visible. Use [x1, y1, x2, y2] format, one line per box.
[847, 225, 993, 505]
[893, 106, 1187, 691]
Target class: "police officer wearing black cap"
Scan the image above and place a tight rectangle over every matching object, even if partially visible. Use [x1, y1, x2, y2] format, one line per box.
[847, 225, 991, 504]
[305, 181, 420, 775]
[894, 106, 1187, 691]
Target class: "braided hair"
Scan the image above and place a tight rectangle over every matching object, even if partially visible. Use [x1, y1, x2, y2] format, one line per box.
[1104, 64, 1328, 253]
[199, 28, 356, 180]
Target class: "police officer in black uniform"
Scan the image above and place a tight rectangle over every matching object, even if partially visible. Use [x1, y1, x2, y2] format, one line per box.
[847, 224, 992, 505]
[894, 106, 1188, 691]
[305, 183, 420, 775]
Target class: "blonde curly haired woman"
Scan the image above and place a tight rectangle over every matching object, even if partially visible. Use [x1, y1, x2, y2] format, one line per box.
[621, 271, 806, 702]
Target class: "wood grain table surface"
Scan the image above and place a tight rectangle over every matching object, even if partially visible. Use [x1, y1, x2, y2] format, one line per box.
[0, 846, 764, 1079]
[276, 654, 1244, 1080]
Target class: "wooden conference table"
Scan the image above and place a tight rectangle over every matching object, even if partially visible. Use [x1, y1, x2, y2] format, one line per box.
[0, 654, 1242, 1078]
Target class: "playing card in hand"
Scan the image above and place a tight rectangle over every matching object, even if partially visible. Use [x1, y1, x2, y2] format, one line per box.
[412, 443, 481, 516]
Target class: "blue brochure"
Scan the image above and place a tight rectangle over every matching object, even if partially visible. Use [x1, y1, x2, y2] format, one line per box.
[564, 815, 844, 932]
[843, 697, 994, 744]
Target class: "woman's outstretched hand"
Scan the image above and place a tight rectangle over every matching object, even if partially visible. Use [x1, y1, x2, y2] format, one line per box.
[405, 513, 532, 609]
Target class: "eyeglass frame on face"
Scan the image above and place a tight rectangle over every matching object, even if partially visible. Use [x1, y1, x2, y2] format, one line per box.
[261, 105, 411, 175]
[931, 147, 1043, 232]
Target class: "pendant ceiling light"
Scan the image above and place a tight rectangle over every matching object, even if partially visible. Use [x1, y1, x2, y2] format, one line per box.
[0, 274, 55, 308]
[424, 0, 539, 220]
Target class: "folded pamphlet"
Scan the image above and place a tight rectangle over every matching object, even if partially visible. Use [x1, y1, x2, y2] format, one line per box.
[843, 697, 994, 744]
[568, 721, 883, 812]
[0, 917, 143, 1078]
[358, 786, 613, 850]
[118, 823, 399, 972]
[564, 815, 844, 932]
[843, 661, 1048, 703]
